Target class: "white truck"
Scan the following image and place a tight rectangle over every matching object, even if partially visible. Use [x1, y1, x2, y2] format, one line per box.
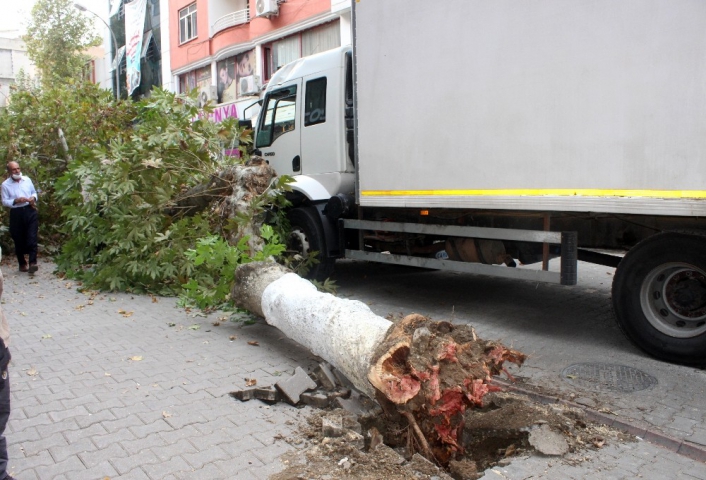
[252, 0, 706, 366]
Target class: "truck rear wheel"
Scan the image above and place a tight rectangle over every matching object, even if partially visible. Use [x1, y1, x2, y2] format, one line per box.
[612, 231, 706, 366]
[287, 207, 335, 281]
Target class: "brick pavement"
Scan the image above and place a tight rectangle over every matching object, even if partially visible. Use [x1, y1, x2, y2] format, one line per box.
[2, 258, 705, 479]
[3, 259, 317, 479]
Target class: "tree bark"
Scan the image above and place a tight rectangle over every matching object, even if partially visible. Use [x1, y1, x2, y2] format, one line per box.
[166, 157, 278, 253]
[233, 262, 391, 398]
[164, 174, 231, 217]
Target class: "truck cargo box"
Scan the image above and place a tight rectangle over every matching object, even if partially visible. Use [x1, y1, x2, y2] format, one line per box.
[353, 0, 706, 216]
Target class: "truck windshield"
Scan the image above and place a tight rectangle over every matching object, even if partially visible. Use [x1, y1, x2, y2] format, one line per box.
[256, 86, 297, 148]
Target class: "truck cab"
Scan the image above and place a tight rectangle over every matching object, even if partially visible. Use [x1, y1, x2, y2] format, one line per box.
[255, 46, 355, 203]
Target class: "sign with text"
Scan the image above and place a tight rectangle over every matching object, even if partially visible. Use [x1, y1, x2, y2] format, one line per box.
[124, 0, 147, 95]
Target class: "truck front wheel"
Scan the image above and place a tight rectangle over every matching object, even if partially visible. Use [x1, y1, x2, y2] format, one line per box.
[612, 231, 706, 366]
[287, 207, 335, 281]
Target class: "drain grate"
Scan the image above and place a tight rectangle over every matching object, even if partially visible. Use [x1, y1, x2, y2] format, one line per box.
[561, 363, 657, 393]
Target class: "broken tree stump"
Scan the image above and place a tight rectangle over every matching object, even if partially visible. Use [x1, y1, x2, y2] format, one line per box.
[368, 314, 526, 462]
[232, 261, 526, 464]
[166, 156, 278, 252]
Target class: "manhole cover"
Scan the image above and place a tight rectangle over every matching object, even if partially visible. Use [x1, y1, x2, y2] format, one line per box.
[561, 363, 657, 393]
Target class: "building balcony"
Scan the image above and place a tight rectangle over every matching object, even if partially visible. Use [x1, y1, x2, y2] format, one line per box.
[211, 7, 250, 37]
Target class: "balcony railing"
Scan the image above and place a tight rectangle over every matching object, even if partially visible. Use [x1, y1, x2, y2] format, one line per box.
[211, 8, 250, 37]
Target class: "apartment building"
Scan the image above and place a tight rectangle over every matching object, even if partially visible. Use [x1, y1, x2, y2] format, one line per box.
[0, 37, 36, 107]
[106, 0, 167, 98]
[169, 0, 351, 121]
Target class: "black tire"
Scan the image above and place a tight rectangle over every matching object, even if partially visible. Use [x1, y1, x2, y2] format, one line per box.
[612, 231, 706, 366]
[287, 207, 335, 281]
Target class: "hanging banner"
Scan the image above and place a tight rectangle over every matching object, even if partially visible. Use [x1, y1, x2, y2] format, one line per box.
[124, 0, 148, 95]
[109, 0, 122, 17]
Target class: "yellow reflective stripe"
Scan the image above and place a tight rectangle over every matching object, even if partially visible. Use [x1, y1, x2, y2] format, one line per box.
[360, 189, 706, 199]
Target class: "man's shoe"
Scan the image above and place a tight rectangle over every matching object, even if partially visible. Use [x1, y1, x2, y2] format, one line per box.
[28, 264, 38, 274]
[19, 265, 28, 272]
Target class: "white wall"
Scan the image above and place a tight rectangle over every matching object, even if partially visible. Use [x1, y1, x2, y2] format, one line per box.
[159, 0, 174, 91]
[80, 1, 115, 92]
[0, 37, 36, 107]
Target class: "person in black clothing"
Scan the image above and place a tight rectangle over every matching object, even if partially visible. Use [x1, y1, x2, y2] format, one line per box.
[0, 269, 15, 480]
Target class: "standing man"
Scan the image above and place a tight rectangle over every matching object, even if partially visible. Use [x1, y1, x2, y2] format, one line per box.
[1, 162, 39, 273]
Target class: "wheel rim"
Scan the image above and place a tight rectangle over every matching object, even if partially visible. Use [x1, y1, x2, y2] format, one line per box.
[288, 227, 311, 257]
[640, 262, 706, 338]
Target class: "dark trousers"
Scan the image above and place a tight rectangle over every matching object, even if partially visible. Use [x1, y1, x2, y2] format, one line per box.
[9, 206, 38, 266]
[0, 345, 11, 478]
[0, 373, 8, 479]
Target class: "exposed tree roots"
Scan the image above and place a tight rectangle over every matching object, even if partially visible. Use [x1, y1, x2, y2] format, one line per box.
[368, 314, 526, 464]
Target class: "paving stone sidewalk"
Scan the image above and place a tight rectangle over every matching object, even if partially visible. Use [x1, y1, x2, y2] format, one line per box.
[3, 259, 316, 479]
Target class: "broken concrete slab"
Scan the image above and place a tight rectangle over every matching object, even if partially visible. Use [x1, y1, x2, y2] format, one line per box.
[229, 389, 255, 402]
[334, 395, 382, 419]
[314, 363, 338, 391]
[322, 415, 344, 438]
[372, 444, 405, 465]
[342, 415, 362, 434]
[330, 365, 356, 390]
[300, 392, 330, 408]
[448, 459, 479, 480]
[574, 397, 598, 409]
[253, 387, 281, 404]
[410, 453, 453, 479]
[529, 424, 569, 456]
[275, 366, 317, 405]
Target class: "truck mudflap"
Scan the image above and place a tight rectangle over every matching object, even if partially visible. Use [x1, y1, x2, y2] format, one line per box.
[341, 219, 578, 286]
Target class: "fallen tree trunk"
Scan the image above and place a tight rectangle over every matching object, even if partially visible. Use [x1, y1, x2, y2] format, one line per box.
[165, 156, 278, 252]
[233, 262, 391, 399]
[233, 262, 526, 464]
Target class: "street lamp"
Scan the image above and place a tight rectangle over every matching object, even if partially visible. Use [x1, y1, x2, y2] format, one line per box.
[74, 3, 121, 100]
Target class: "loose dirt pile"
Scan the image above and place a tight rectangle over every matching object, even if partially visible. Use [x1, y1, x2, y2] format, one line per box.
[272, 390, 631, 479]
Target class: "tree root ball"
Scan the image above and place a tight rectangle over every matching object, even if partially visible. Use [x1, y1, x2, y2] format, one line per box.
[368, 314, 526, 464]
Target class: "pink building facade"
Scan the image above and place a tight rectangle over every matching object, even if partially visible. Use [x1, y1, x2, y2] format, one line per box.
[168, 0, 351, 120]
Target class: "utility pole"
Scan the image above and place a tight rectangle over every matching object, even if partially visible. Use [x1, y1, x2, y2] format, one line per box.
[74, 3, 121, 100]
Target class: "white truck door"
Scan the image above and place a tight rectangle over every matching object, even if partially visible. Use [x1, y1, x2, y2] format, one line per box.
[254, 80, 302, 176]
[300, 74, 341, 175]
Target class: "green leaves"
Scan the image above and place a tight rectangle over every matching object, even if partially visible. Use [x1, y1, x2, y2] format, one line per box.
[179, 227, 287, 310]
[0, 80, 135, 250]
[51, 87, 295, 308]
[24, 0, 102, 86]
[4, 83, 295, 311]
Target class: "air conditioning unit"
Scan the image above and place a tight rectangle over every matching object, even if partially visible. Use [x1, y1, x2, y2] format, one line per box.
[239, 75, 261, 96]
[255, 0, 279, 17]
[207, 85, 217, 100]
[197, 86, 218, 107]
